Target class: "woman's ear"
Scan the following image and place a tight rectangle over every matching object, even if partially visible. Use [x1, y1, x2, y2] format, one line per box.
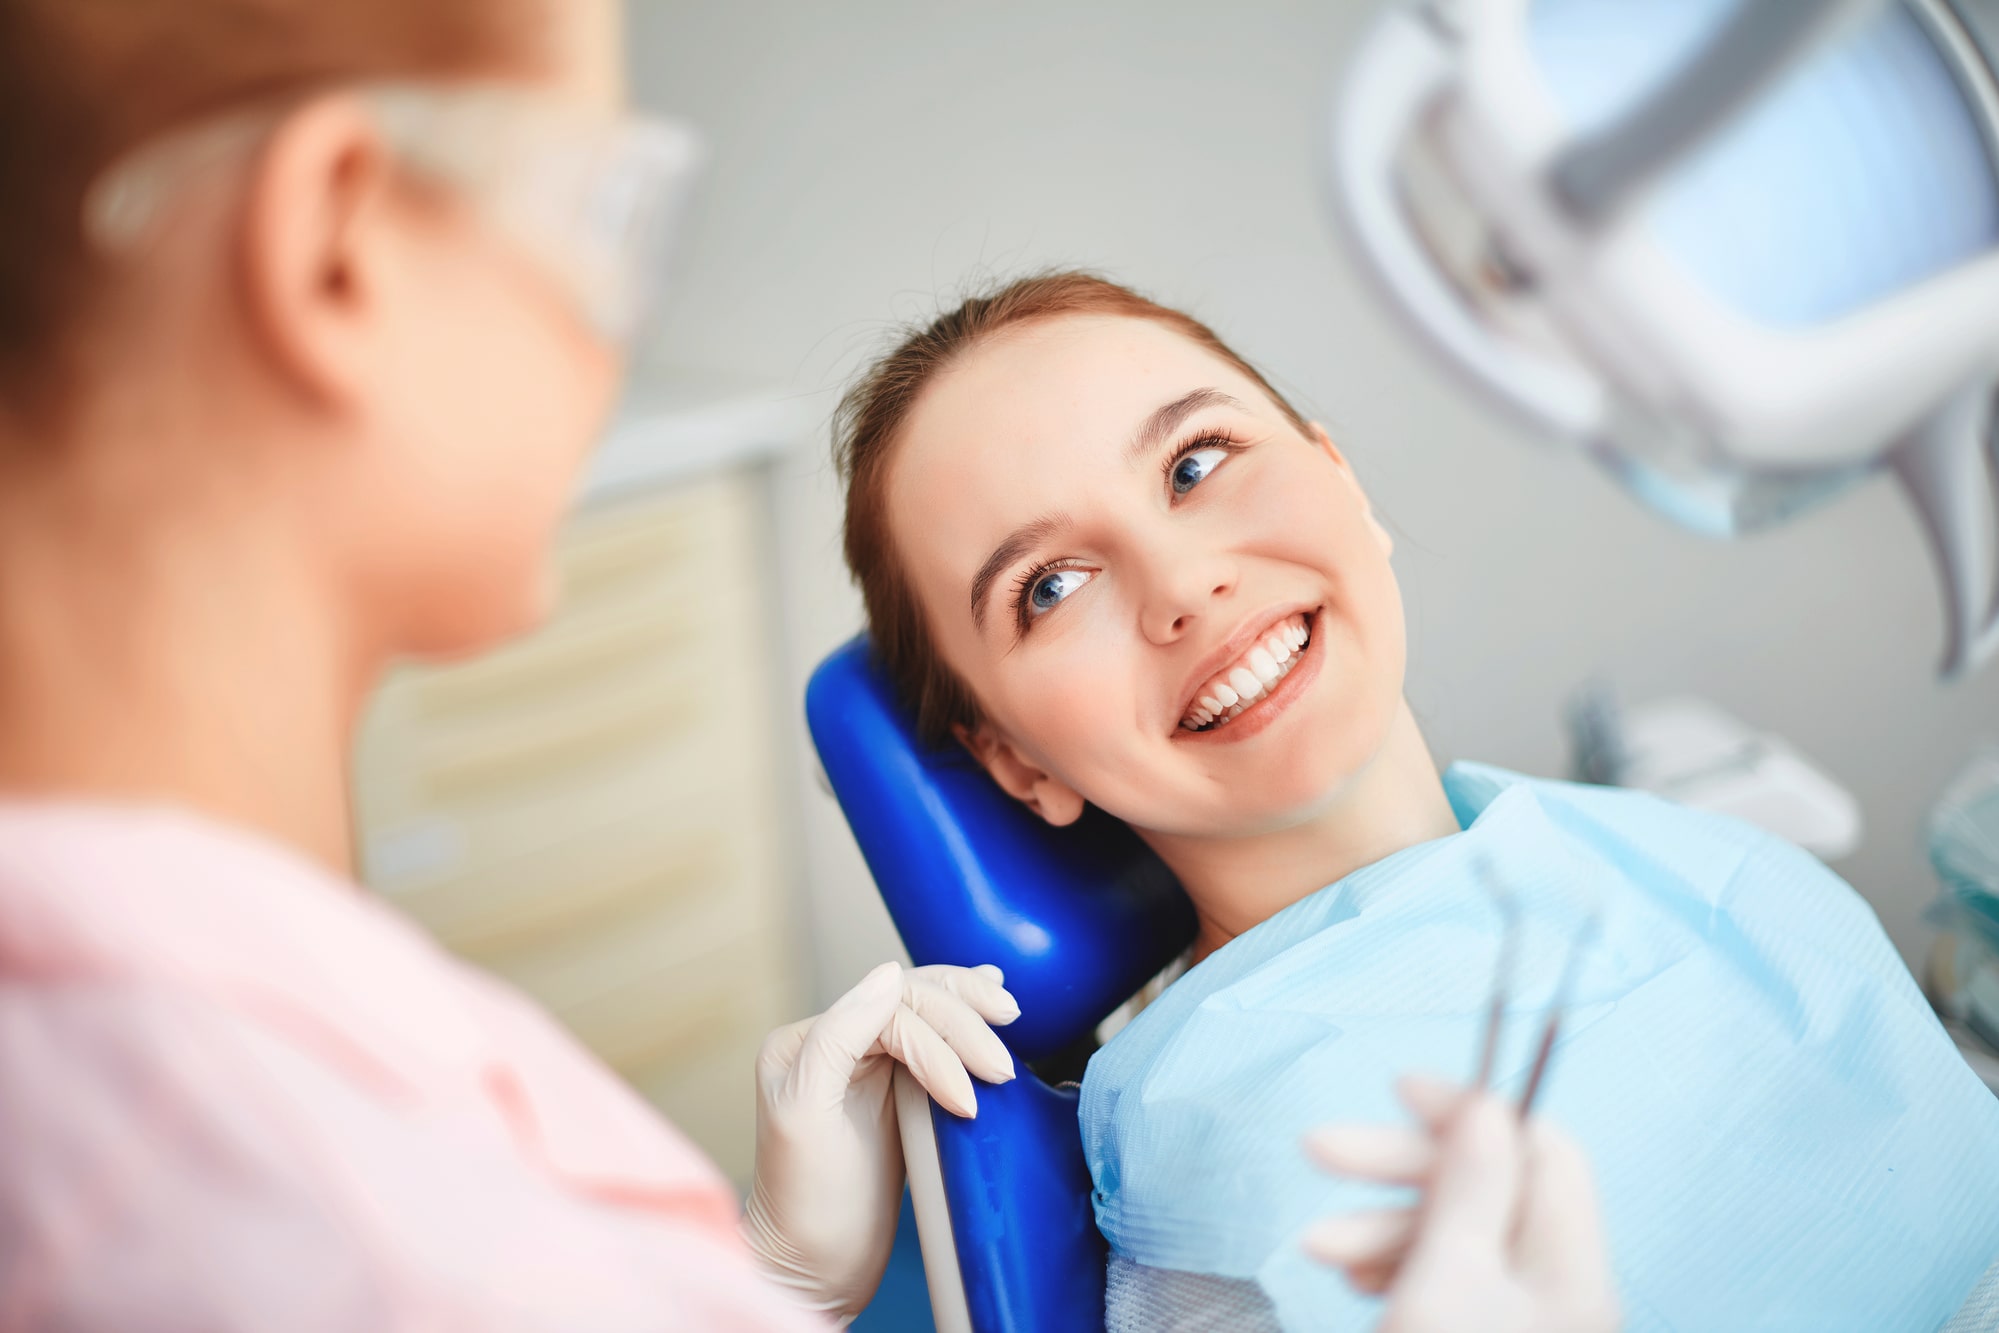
[238, 93, 394, 408]
[1310, 421, 1394, 557]
[1307, 420, 1351, 471]
[953, 721, 1087, 827]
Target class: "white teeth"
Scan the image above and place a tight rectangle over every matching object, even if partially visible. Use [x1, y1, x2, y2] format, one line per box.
[1178, 615, 1320, 731]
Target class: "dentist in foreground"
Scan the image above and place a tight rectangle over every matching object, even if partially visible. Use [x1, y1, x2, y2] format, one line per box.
[0, 0, 1609, 1328]
[0, 1, 1012, 1326]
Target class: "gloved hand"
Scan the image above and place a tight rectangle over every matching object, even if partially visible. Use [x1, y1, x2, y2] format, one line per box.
[1302, 1076, 1621, 1333]
[743, 961, 1019, 1322]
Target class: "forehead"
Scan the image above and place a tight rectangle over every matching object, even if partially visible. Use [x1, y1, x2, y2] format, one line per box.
[915, 315, 1257, 451]
[883, 314, 1276, 594]
[892, 314, 1266, 503]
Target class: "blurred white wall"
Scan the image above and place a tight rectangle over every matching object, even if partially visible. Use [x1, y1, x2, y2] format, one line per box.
[629, 0, 1999, 1005]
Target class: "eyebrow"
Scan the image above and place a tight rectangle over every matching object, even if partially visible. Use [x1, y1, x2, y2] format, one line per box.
[1123, 388, 1246, 465]
[969, 513, 1070, 631]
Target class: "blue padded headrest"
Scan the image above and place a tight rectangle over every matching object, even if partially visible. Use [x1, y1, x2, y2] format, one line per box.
[806, 635, 1196, 1063]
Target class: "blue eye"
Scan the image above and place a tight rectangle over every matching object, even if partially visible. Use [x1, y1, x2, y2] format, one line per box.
[1170, 446, 1229, 495]
[1027, 568, 1091, 616]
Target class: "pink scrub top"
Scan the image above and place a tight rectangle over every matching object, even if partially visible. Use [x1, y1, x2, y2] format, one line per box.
[0, 803, 830, 1332]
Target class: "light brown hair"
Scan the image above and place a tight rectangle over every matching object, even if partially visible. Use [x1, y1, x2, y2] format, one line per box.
[834, 270, 1311, 746]
[0, 0, 551, 425]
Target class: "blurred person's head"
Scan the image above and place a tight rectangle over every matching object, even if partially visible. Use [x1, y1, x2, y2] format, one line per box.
[835, 273, 1412, 856]
[0, 0, 630, 661]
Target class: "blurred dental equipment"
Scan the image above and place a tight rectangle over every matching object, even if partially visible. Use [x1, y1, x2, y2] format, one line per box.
[1331, 0, 1999, 677]
[1926, 752, 1999, 1088]
[1935, 750, 1999, 947]
[1566, 687, 1864, 859]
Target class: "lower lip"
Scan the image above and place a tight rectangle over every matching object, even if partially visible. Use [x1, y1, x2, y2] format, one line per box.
[1173, 610, 1326, 746]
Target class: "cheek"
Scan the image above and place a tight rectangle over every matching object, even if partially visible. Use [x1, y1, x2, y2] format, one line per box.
[374, 252, 619, 652]
[982, 613, 1152, 785]
[1247, 460, 1402, 644]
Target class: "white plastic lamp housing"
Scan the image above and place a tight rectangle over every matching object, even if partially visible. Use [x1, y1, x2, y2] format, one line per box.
[1330, 0, 1999, 677]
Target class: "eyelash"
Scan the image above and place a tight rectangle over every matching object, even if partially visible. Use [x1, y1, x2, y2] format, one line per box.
[1161, 430, 1244, 487]
[1010, 558, 1085, 633]
[1008, 429, 1248, 633]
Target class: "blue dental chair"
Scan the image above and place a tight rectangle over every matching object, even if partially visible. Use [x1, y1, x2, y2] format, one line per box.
[806, 636, 1197, 1333]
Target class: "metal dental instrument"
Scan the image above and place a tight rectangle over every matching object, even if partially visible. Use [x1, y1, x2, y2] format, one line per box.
[1474, 860, 1601, 1115]
[1473, 860, 1522, 1093]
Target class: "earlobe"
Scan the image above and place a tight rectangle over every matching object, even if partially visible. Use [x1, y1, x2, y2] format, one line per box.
[1307, 422, 1351, 471]
[1367, 507, 1395, 557]
[238, 94, 391, 407]
[953, 722, 1087, 828]
[1311, 421, 1395, 556]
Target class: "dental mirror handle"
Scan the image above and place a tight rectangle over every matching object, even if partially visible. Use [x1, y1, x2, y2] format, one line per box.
[1892, 376, 1999, 679]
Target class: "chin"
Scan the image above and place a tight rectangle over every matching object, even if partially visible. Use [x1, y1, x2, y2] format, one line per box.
[407, 566, 555, 664]
[1241, 708, 1400, 829]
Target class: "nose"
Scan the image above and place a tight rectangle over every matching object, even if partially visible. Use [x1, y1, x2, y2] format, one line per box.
[1137, 534, 1238, 645]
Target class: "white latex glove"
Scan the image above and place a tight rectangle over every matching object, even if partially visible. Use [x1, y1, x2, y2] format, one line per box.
[1302, 1076, 1621, 1333]
[743, 960, 1019, 1322]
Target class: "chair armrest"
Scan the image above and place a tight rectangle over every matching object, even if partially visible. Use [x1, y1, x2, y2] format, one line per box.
[933, 1072, 1107, 1333]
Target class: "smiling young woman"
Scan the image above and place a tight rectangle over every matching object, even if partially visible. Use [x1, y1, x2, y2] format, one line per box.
[829, 270, 1999, 1332]
[834, 270, 1457, 955]
[836, 272, 1313, 746]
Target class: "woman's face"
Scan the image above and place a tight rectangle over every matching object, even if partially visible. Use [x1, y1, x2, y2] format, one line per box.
[340, 0, 626, 658]
[887, 315, 1409, 840]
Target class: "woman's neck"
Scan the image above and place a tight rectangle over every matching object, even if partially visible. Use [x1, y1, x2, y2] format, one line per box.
[1146, 701, 1460, 962]
[0, 453, 370, 875]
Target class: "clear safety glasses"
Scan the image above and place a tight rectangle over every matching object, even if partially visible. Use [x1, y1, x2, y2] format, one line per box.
[84, 84, 705, 349]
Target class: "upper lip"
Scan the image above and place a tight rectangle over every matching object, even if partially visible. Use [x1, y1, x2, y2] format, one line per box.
[1170, 602, 1318, 730]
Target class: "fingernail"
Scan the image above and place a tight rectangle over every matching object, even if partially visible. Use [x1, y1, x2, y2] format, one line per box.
[995, 993, 1022, 1024]
[973, 1044, 1016, 1084]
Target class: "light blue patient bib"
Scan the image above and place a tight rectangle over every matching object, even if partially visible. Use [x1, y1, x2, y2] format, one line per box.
[1081, 764, 1999, 1332]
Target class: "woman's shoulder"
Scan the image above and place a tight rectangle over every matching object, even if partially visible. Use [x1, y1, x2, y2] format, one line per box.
[1451, 760, 1922, 1002]
[1447, 760, 1832, 876]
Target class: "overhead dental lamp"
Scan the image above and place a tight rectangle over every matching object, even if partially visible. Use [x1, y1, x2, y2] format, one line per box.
[1331, 0, 1999, 676]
